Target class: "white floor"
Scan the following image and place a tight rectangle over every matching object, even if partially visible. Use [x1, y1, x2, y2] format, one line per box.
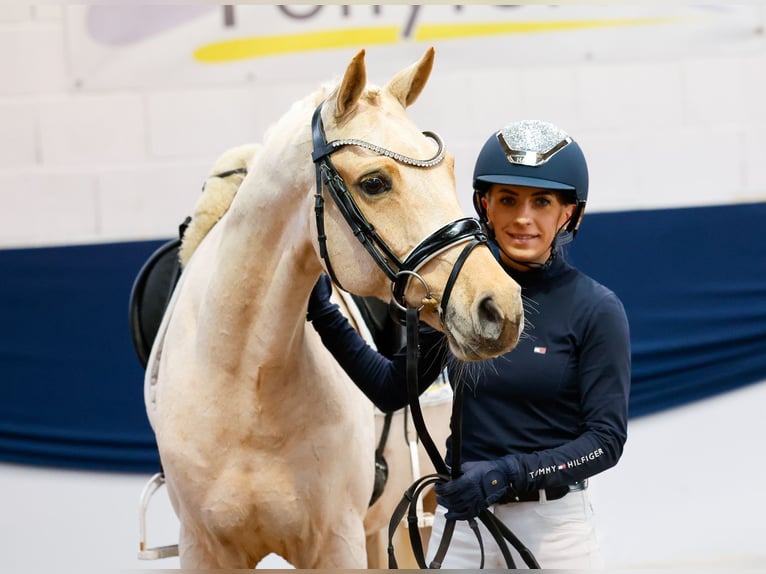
[2, 380, 765, 572]
[590, 378, 766, 569]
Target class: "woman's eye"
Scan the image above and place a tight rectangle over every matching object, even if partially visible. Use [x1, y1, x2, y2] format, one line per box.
[359, 176, 391, 196]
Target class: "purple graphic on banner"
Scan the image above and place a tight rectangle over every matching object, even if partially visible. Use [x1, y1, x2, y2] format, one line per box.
[86, 6, 217, 45]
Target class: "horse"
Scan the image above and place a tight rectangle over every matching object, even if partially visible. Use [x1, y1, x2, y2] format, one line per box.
[144, 47, 524, 569]
[166, 138, 453, 568]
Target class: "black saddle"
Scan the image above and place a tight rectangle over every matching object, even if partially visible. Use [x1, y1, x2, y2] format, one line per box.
[128, 238, 183, 369]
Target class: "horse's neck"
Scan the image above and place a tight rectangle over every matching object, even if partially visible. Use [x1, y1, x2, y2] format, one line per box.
[196, 174, 320, 371]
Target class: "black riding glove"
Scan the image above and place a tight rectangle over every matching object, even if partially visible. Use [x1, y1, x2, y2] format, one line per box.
[434, 455, 520, 520]
[307, 273, 338, 321]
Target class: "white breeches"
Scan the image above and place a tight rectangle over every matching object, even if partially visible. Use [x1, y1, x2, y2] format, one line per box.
[426, 488, 603, 569]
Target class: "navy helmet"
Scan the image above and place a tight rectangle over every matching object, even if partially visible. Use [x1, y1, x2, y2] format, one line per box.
[472, 120, 588, 238]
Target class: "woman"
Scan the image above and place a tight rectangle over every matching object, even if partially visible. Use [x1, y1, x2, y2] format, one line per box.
[307, 119, 631, 569]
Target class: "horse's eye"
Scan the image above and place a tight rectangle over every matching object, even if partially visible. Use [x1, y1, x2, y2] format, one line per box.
[359, 175, 391, 196]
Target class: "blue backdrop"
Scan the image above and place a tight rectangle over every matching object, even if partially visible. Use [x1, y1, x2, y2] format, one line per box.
[2, 202, 765, 472]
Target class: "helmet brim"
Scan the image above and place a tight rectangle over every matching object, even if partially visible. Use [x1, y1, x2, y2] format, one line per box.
[475, 174, 575, 192]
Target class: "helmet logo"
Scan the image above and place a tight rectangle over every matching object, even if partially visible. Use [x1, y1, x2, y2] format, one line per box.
[496, 120, 572, 167]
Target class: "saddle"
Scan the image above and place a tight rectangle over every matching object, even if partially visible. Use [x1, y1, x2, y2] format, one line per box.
[129, 236, 183, 369]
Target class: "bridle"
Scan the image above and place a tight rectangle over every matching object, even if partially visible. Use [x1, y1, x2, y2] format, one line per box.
[311, 99, 539, 569]
[310, 101, 486, 324]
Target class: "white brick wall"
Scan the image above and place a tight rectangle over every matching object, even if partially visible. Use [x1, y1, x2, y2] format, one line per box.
[97, 160, 212, 240]
[578, 62, 687, 133]
[1, 7, 765, 248]
[0, 20, 68, 96]
[744, 126, 766, 196]
[38, 94, 147, 166]
[146, 83, 311, 160]
[0, 99, 38, 168]
[0, 169, 98, 246]
[683, 56, 747, 127]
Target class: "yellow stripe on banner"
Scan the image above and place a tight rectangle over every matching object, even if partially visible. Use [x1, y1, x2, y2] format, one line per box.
[194, 18, 682, 63]
[414, 17, 677, 41]
[194, 26, 401, 63]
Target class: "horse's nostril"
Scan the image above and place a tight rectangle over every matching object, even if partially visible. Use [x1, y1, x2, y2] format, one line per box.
[478, 295, 501, 322]
[476, 295, 503, 339]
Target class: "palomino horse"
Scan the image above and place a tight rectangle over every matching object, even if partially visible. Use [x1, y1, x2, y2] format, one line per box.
[166, 141, 453, 568]
[144, 47, 523, 569]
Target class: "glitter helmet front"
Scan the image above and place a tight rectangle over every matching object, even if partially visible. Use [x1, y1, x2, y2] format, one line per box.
[472, 119, 588, 237]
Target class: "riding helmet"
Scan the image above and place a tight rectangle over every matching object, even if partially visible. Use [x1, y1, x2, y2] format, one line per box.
[472, 119, 588, 238]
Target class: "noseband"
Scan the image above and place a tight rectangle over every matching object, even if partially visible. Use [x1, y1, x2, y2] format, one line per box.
[311, 101, 487, 322]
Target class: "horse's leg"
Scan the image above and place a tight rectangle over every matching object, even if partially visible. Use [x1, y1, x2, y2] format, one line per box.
[177, 521, 259, 569]
[178, 523, 219, 569]
[366, 528, 387, 568]
[311, 513, 368, 569]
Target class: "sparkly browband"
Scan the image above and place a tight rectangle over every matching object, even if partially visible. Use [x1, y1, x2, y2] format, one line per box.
[323, 132, 445, 168]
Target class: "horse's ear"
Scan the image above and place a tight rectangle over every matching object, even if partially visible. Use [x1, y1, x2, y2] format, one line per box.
[334, 49, 367, 120]
[385, 46, 435, 108]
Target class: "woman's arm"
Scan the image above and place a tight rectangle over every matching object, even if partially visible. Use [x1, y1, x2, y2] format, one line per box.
[307, 275, 448, 412]
[514, 291, 631, 491]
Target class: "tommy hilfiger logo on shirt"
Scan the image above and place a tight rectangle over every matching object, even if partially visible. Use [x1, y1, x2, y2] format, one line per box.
[528, 448, 605, 479]
[533, 347, 547, 354]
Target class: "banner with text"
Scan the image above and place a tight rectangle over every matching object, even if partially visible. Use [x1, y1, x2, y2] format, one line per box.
[66, 5, 763, 90]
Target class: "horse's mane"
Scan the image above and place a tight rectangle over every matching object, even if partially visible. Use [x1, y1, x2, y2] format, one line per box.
[177, 78, 386, 269]
[178, 83, 336, 269]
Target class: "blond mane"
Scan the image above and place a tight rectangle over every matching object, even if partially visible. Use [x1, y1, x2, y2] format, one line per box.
[178, 84, 340, 269]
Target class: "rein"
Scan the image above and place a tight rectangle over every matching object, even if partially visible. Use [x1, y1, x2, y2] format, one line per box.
[385, 307, 540, 569]
[310, 99, 539, 569]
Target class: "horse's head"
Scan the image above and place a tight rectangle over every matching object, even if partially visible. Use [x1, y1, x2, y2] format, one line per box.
[311, 48, 523, 361]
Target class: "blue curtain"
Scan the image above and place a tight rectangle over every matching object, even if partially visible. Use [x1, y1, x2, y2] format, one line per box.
[2, 201, 765, 472]
[568, 201, 766, 417]
[1, 241, 159, 471]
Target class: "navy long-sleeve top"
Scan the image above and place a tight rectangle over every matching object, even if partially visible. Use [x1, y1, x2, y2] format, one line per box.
[309, 247, 631, 494]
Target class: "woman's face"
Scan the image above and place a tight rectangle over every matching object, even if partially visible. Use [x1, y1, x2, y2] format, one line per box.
[483, 184, 575, 271]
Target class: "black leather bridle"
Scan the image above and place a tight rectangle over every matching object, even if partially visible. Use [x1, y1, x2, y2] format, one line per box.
[310, 101, 486, 324]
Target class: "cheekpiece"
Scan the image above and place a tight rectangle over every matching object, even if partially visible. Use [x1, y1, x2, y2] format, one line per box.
[497, 120, 572, 167]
